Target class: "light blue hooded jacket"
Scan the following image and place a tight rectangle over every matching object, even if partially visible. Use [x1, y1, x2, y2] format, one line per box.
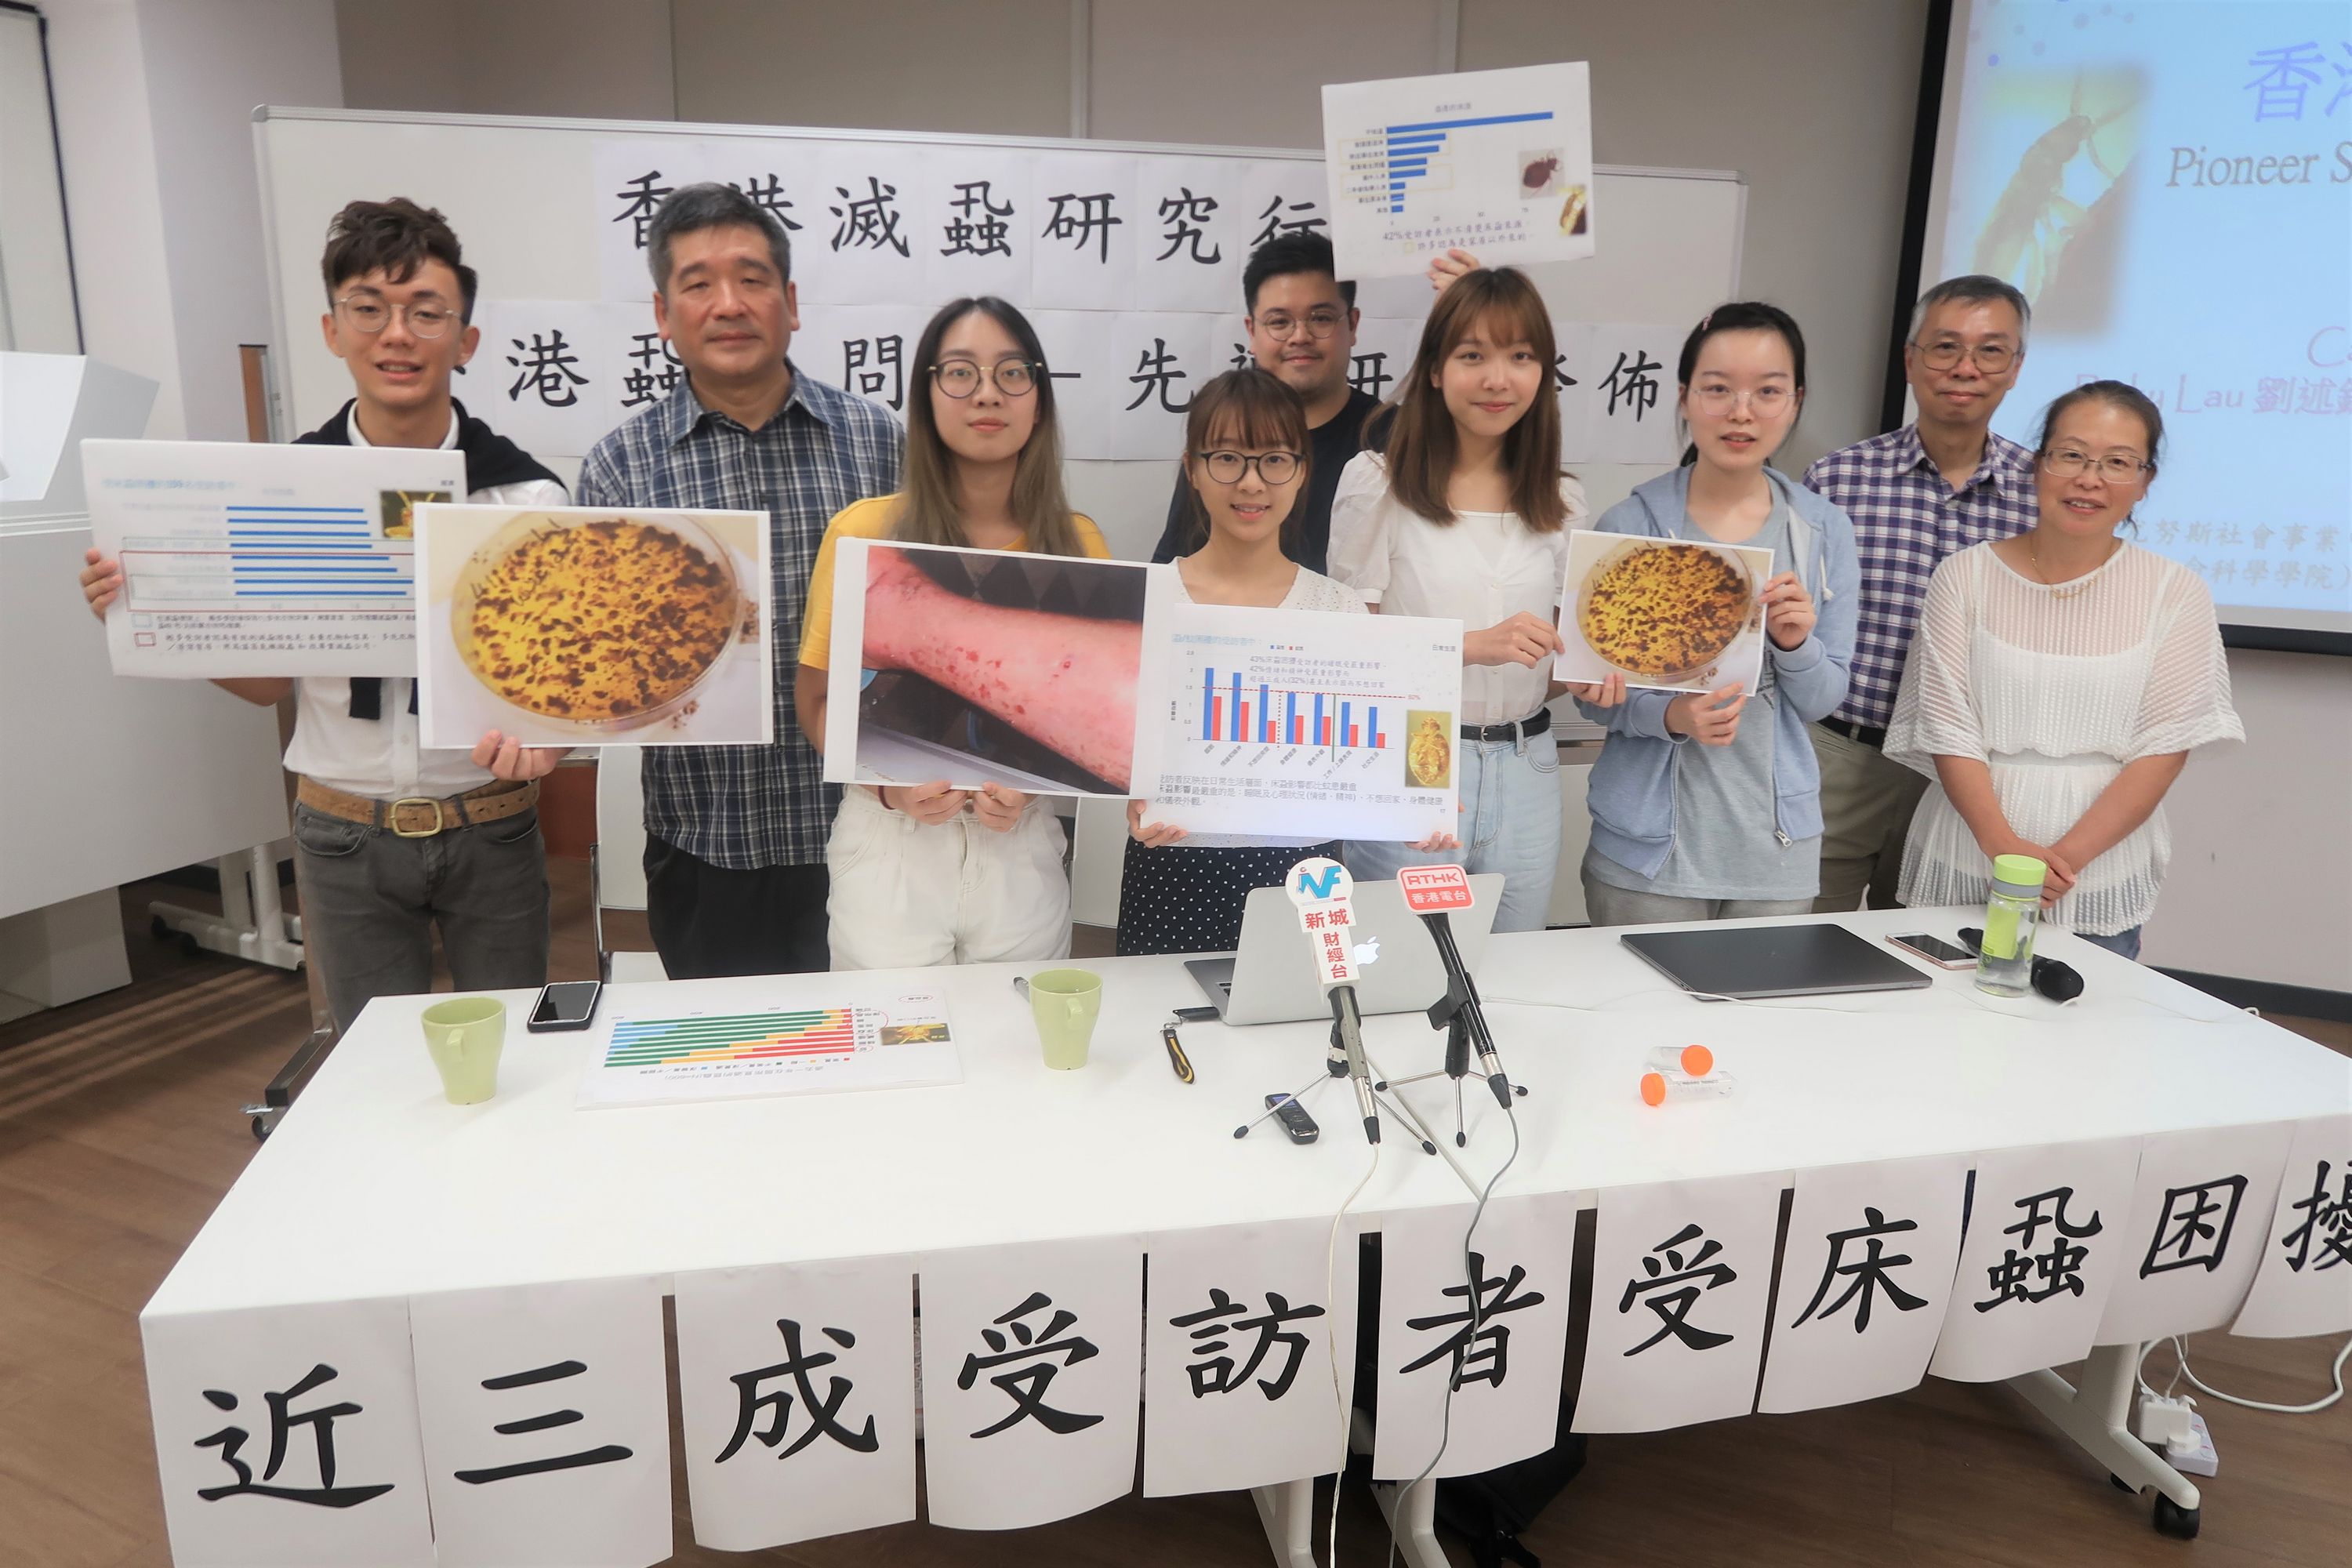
[1573, 466, 1861, 880]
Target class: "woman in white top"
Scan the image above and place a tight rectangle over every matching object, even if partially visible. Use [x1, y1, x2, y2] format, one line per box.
[1122, 369, 1454, 954]
[1885, 379, 2241, 959]
[1327, 266, 1595, 931]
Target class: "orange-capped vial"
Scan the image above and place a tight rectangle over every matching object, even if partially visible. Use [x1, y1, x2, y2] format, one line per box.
[1646, 1044, 1714, 1077]
[1639, 1069, 1736, 1107]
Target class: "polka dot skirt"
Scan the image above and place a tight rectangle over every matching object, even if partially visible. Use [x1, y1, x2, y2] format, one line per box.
[1114, 839, 1344, 956]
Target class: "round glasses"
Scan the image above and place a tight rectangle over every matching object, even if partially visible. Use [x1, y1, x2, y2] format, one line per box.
[1687, 385, 1793, 416]
[337, 296, 457, 339]
[1914, 339, 2016, 373]
[1254, 309, 1346, 341]
[2039, 447, 2149, 481]
[931, 359, 1040, 398]
[1196, 450, 1302, 486]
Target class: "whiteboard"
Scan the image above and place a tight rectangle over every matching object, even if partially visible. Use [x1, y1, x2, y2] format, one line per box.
[255, 107, 1745, 557]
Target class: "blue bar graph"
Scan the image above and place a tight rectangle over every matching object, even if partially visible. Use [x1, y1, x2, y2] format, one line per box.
[1203, 669, 1216, 741]
[1229, 672, 1243, 742]
[1364, 109, 1555, 212]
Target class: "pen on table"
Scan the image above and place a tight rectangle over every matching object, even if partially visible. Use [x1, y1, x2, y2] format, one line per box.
[1160, 1020, 1196, 1085]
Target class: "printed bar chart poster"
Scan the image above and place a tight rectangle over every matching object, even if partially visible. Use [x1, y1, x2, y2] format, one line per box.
[1131, 602, 1463, 842]
[577, 989, 959, 1109]
[81, 438, 465, 677]
[1322, 62, 1595, 281]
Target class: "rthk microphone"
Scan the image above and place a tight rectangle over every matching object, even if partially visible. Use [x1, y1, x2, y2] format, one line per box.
[1398, 865, 1513, 1109]
[1286, 856, 1379, 1145]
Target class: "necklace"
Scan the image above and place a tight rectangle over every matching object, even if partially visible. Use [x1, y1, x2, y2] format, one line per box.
[2027, 533, 2119, 599]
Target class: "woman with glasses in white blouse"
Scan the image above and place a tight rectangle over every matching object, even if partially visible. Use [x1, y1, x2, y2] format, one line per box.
[1328, 266, 1615, 931]
[1885, 380, 2242, 959]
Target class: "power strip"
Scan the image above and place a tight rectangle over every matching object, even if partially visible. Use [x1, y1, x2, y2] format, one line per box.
[2168, 1411, 2220, 1478]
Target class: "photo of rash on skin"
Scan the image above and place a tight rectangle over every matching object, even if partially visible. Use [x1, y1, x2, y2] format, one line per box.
[856, 543, 1146, 793]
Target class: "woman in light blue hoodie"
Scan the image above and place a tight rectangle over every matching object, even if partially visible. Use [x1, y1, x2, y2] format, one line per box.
[1576, 303, 1860, 924]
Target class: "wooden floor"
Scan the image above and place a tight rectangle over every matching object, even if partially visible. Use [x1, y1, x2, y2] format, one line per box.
[2, 859, 2345, 1566]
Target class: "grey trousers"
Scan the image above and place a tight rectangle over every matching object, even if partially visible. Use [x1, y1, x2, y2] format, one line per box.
[1579, 849, 1814, 927]
[293, 802, 550, 1032]
[1809, 722, 1930, 913]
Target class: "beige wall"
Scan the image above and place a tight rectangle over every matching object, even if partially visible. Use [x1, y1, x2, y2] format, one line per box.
[674, 0, 1069, 136]
[337, 0, 676, 120]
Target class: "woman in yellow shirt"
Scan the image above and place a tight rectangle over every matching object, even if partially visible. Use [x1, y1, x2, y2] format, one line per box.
[796, 297, 1108, 968]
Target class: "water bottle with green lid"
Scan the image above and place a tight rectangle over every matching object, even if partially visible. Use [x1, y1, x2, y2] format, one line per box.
[1976, 852, 2045, 996]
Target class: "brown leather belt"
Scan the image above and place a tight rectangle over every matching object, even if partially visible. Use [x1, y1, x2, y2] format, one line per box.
[296, 776, 539, 838]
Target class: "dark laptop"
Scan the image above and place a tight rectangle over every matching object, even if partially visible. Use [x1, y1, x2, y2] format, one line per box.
[1619, 922, 1933, 1000]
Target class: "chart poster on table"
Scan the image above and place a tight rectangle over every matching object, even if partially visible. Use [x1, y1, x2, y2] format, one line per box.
[1556, 531, 1773, 696]
[2097, 1122, 2291, 1345]
[823, 539, 1171, 795]
[414, 503, 772, 749]
[1927, 1135, 2143, 1385]
[1321, 62, 1595, 281]
[1757, 1154, 1969, 1415]
[82, 439, 463, 678]
[409, 1276, 671, 1568]
[143, 1295, 436, 1568]
[1372, 1191, 1577, 1480]
[576, 988, 958, 1109]
[1131, 600, 1465, 843]
[672, 1257, 918, 1550]
[918, 1235, 1144, 1530]
[2232, 1114, 2352, 1339]
[1573, 1171, 1780, 1434]
[1142, 1215, 1362, 1497]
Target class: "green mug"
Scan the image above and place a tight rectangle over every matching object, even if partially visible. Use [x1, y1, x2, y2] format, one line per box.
[1025, 968, 1102, 1070]
[420, 996, 506, 1105]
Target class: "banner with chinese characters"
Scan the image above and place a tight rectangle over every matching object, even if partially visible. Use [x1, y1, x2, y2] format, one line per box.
[439, 138, 1684, 466]
[143, 1124, 2321, 1565]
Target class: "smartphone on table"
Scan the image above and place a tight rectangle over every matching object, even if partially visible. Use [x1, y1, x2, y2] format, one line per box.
[1888, 933, 1977, 970]
[527, 979, 604, 1032]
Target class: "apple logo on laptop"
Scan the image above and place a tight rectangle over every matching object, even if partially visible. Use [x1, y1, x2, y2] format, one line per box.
[1352, 935, 1381, 969]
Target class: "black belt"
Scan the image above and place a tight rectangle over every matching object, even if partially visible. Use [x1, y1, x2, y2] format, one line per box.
[1820, 716, 1887, 749]
[1461, 708, 1552, 744]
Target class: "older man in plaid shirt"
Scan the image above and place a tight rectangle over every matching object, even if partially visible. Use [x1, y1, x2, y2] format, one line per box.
[579, 184, 904, 976]
[1802, 275, 2038, 911]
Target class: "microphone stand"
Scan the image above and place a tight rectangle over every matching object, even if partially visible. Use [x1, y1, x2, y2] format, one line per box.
[1381, 909, 1524, 1148]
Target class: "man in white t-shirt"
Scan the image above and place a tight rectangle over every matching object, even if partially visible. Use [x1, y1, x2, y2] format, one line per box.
[82, 199, 568, 1030]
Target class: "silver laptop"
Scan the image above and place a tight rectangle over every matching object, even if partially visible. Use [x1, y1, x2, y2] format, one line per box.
[1185, 873, 1505, 1025]
[1619, 922, 1931, 1000]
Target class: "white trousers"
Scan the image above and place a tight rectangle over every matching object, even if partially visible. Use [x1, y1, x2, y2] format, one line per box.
[825, 786, 1073, 970]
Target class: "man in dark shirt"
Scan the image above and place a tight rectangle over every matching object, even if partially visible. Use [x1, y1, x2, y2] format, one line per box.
[1146, 232, 1382, 574]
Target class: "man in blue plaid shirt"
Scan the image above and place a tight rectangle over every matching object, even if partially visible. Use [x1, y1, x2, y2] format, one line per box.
[578, 184, 904, 975]
[1802, 275, 2038, 911]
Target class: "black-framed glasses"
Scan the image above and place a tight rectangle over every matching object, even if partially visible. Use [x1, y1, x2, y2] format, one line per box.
[930, 358, 1040, 398]
[336, 294, 457, 339]
[1254, 308, 1347, 341]
[2039, 447, 2150, 481]
[1196, 449, 1302, 486]
[1914, 338, 2017, 373]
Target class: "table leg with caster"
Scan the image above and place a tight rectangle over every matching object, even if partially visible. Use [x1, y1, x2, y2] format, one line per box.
[2008, 1341, 2201, 1539]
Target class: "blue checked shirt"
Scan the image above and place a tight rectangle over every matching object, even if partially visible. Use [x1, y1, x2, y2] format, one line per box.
[576, 365, 903, 868]
[1802, 425, 2038, 731]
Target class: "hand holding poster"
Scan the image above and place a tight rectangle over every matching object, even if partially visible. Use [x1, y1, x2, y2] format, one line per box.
[82, 439, 465, 678]
[1555, 529, 1772, 695]
[416, 503, 773, 748]
[1322, 63, 1595, 281]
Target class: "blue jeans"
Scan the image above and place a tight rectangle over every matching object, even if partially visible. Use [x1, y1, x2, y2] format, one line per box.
[1345, 731, 1561, 933]
[2075, 925, 2143, 961]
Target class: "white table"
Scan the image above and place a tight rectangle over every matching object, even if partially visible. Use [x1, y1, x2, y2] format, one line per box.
[146, 909, 2352, 1565]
